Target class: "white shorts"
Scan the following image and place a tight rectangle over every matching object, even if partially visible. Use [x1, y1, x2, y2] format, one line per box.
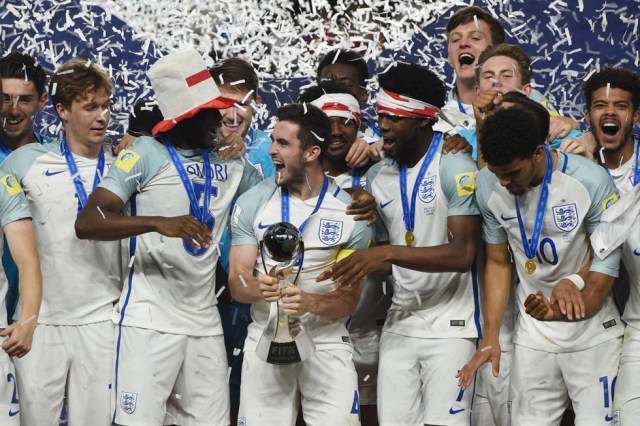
[472, 348, 512, 426]
[377, 332, 476, 426]
[112, 326, 229, 426]
[510, 338, 622, 426]
[14, 321, 114, 426]
[613, 325, 640, 424]
[351, 331, 381, 406]
[0, 350, 19, 425]
[238, 349, 360, 426]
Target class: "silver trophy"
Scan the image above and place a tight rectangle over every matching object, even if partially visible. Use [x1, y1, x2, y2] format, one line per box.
[256, 222, 316, 364]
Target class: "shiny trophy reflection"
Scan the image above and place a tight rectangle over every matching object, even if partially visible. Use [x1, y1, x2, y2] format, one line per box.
[256, 222, 316, 364]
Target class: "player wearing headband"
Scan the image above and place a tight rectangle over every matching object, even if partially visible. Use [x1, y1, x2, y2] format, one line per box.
[321, 63, 481, 426]
[299, 81, 391, 426]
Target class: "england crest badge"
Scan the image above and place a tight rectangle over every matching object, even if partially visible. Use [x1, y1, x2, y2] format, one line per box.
[319, 219, 343, 245]
[419, 176, 437, 203]
[121, 391, 137, 414]
[552, 203, 578, 232]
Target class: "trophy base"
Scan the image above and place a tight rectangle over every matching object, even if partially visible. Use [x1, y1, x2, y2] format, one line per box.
[255, 331, 316, 365]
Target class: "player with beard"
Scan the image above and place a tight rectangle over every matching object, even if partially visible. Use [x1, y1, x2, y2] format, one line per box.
[75, 49, 262, 425]
[320, 63, 481, 426]
[229, 103, 370, 425]
[457, 105, 624, 425]
[582, 67, 640, 424]
[298, 81, 390, 426]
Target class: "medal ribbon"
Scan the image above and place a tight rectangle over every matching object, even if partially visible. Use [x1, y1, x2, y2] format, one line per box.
[399, 132, 443, 237]
[515, 147, 553, 260]
[281, 175, 329, 234]
[62, 138, 105, 209]
[162, 137, 212, 223]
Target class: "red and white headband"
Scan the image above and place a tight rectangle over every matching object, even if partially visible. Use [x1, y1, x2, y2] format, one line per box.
[310, 93, 362, 126]
[376, 89, 439, 119]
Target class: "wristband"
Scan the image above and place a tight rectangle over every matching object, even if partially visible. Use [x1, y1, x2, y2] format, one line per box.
[565, 273, 585, 291]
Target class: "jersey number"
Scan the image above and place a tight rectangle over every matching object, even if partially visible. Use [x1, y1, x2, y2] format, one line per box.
[350, 390, 360, 421]
[7, 373, 19, 416]
[526, 237, 559, 266]
[183, 182, 218, 256]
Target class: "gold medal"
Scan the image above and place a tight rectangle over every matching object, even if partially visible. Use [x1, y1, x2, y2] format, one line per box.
[405, 230, 414, 246]
[525, 259, 536, 275]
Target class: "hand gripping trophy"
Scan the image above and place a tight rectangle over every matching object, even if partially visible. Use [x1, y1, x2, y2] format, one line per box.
[256, 222, 316, 364]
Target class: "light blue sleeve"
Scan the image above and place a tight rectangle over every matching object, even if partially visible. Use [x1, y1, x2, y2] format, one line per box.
[439, 152, 480, 216]
[230, 179, 276, 246]
[1, 142, 55, 182]
[236, 157, 264, 196]
[0, 169, 31, 226]
[564, 154, 622, 276]
[476, 169, 508, 245]
[365, 161, 389, 243]
[99, 136, 167, 203]
[547, 129, 583, 150]
[247, 129, 275, 178]
[452, 128, 478, 161]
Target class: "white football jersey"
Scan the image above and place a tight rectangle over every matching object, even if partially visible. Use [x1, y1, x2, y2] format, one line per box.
[101, 136, 261, 336]
[3, 140, 121, 325]
[0, 169, 31, 328]
[605, 138, 638, 196]
[476, 151, 624, 352]
[366, 134, 481, 339]
[231, 178, 371, 351]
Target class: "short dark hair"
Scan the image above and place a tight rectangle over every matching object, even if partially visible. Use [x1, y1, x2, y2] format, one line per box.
[0, 52, 48, 95]
[501, 91, 550, 138]
[297, 80, 358, 103]
[446, 6, 505, 45]
[128, 101, 163, 136]
[582, 66, 640, 111]
[378, 63, 446, 109]
[476, 43, 533, 85]
[209, 57, 259, 98]
[480, 107, 544, 167]
[276, 103, 330, 160]
[316, 49, 369, 86]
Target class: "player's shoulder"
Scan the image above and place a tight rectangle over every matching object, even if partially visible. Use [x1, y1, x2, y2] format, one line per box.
[440, 150, 477, 171]
[366, 157, 394, 183]
[328, 179, 353, 206]
[236, 177, 276, 204]
[4, 139, 60, 172]
[559, 151, 610, 187]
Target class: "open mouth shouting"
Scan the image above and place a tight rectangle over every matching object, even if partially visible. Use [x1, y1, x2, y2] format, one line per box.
[599, 118, 621, 144]
[458, 53, 476, 69]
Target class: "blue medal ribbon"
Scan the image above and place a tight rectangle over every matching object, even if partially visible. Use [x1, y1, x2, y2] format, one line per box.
[515, 147, 553, 260]
[161, 137, 212, 224]
[0, 136, 12, 157]
[633, 137, 640, 186]
[281, 175, 329, 234]
[351, 168, 363, 188]
[61, 138, 105, 210]
[399, 132, 443, 238]
[455, 86, 466, 114]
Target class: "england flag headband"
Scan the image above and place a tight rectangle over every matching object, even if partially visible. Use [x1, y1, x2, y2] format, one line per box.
[310, 93, 362, 126]
[376, 89, 439, 119]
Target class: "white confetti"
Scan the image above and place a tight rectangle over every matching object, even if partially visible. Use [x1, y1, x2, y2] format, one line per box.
[239, 274, 248, 288]
[473, 15, 480, 29]
[233, 347, 242, 356]
[241, 89, 254, 104]
[20, 314, 37, 326]
[606, 82, 610, 98]
[96, 206, 105, 219]
[229, 79, 245, 86]
[216, 285, 226, 298]
[310, 130, 323, 142]
[128, 255, 135, 268]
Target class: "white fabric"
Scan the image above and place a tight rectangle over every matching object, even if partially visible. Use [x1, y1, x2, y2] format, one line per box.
[375, 89, 439, 118]
[15, 321, 114, 426]
[147, 49, 226, 123]
[377, 332, 475, 426]
[238, 350, 360, 426]
[310, 93, 361, 125]
[472, 350, 512, 426]
[0, 351, 20, 425]
[592, 184, 640, 260]
[613, 326, 640, 425]
[111, 326, 229, 426]
[509, 340, 621, 426]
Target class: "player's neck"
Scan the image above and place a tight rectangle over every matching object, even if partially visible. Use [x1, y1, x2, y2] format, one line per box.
[455, 79, 476, 105]
[602, 137, 635, 170]
[286, 165, 326, 201]
[530, 149, 557, 187]
[323, 156, 350, 177]
[1, 130, 35, 151]
[402, 129, 434, 168]
[65, 134, 102, 159]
